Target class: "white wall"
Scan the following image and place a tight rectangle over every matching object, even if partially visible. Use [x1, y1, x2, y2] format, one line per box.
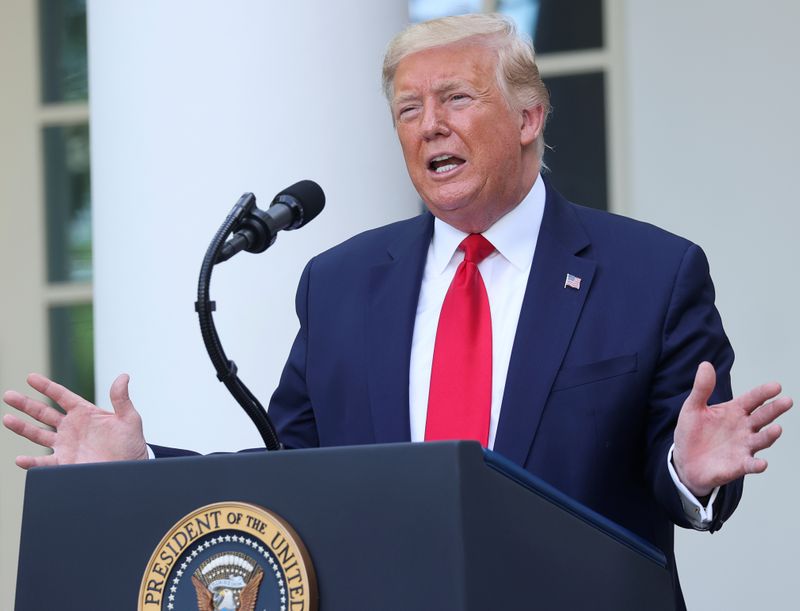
[89, 1, 416, 452]
[624, 1, 799, 608]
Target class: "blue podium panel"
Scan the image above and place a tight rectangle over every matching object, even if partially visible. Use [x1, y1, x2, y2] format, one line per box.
[16, 442, 675, 610]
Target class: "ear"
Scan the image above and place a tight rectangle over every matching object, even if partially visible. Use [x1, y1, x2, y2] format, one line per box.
[519, 105, 544, 147]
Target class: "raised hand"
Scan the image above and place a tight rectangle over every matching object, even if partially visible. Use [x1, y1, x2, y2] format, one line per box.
[2, 373, 148, 469]
[673, 361, 793, 498]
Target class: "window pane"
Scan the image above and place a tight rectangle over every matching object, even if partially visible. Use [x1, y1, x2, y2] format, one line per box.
[410, 0, 482, 22]
[49, 303, 94, 403]
[501, 0, 603, 54]
[43, 123, 92, 283]
[409, 1, 604, 53]
[543, 72, 607, 210]
[40, 0, 88, 103]
[497, 0, 541, 38]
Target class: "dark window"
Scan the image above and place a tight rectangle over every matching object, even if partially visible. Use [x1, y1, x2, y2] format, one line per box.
[40, 0, 88, 103]
[49, 304, 95, 403]
[43, 124, 92, 282]
[543, 72, 607, 210]
[500, 0, 603, 54]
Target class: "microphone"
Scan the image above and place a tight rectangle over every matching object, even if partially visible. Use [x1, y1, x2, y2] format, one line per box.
[217, 180, 325, 263]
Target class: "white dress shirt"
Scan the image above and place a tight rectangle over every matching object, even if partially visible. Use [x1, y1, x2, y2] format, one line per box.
[407, 174, 717, 529]
[409, 175, 545, 448]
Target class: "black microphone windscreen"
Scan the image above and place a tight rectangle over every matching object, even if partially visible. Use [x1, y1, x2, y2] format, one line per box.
[276, 180, 325, 227]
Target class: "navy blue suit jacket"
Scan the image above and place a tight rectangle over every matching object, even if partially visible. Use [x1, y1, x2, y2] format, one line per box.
[266, 184, 743, 562]
[155, 184, 743, 604]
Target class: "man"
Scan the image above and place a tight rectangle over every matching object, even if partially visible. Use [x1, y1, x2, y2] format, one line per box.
[3, 13, 792, 607]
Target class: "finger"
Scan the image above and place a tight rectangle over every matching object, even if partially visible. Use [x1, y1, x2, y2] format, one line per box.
[744, 456, 768, 475]
[15, 454, 57, 470]
[749, 396, 793, 430]
[749, 423, 783, 453]
[2, 390, 64, 428]
[737, 381, 784, 415]
[2, 414, 57, 448]
[109, 374, 135, 417]
[686, 361, 716, 411]
[27, 372, 89, 413]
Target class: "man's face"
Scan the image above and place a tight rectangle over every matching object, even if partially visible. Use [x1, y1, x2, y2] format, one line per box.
[391, 42, 541, 232]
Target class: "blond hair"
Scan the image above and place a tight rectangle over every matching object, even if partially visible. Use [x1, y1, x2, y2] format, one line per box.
[382, 13, 550, 158]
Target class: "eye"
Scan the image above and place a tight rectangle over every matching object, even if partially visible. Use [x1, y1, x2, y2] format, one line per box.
[449, 93, 471, 103]
[396, 105, 420, 121]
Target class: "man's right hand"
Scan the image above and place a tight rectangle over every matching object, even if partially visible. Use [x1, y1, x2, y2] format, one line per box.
[2, 373, 148, 469]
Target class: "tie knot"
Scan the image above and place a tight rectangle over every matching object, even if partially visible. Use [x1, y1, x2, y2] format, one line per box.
[459, 234, 494, 264]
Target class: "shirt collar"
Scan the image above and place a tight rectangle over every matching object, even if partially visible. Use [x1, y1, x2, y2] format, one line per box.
[429, 174, 546, 274]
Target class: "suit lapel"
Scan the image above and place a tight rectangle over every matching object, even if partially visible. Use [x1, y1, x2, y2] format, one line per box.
[493, 187, 596, 466]
[366, 214, 433, 443]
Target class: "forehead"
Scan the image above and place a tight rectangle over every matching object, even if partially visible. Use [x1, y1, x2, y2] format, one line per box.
[392, 43, 498, 98]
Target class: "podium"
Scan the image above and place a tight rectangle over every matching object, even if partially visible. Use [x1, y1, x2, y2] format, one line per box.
[15, 441, 676, 610]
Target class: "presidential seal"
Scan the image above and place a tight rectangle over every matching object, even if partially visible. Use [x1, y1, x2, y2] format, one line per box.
[138, 502, 317, 611]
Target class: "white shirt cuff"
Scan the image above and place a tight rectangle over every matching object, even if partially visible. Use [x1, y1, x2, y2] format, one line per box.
[667, 443, 719, 530]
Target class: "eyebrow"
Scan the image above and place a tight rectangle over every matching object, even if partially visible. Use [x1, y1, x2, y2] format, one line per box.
[392, 79, 472, 107]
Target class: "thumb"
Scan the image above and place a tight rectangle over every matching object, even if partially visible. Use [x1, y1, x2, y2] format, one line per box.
[109, 373, 136, 417]
[686, 361, 716, 411]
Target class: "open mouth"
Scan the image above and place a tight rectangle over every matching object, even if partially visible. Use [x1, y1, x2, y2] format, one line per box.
[428, 154, 466, 174]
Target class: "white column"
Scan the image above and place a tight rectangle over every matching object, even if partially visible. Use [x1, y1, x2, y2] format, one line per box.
[623, 1, 800, 609]
[88, 1, 415, 452]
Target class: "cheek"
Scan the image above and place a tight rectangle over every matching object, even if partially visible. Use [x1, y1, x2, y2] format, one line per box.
[397, 127, 417, 152]
[479, 130, 518, 170]
[398, 136, 422, 170]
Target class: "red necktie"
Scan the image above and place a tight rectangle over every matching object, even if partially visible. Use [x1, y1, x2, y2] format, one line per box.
[425, 234, 494, 447]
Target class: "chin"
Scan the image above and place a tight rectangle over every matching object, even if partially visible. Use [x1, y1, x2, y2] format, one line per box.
[422, 188, 474, 213]
[426, 203, 486, 232]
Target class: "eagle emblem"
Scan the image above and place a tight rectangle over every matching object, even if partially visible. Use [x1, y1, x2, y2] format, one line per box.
[191, 552, 263, 611]
[139, 502, 316, 611]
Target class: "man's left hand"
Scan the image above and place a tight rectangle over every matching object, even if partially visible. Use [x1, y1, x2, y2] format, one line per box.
[673, 361, 793, 498]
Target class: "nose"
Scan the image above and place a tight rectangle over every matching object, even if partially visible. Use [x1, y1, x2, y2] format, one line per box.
[420, 102, 450, 140]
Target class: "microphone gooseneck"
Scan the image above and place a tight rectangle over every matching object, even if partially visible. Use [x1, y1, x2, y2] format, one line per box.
[196, 181, 325, 451]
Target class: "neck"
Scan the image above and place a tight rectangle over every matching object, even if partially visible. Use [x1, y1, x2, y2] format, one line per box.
[441, 164, 540, 234]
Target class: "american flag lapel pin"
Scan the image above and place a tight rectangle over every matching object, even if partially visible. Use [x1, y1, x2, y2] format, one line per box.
[564, 273, 582, 290]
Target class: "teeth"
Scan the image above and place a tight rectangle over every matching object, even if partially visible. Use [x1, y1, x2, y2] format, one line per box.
[435, 164, 458, 173]
[431, 154, 453, 162]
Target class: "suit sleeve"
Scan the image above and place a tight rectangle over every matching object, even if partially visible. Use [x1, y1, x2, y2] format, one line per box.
[646, 243, 743, 531]
[267, 258, 320, 449]
[148, 444, 201, 458]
